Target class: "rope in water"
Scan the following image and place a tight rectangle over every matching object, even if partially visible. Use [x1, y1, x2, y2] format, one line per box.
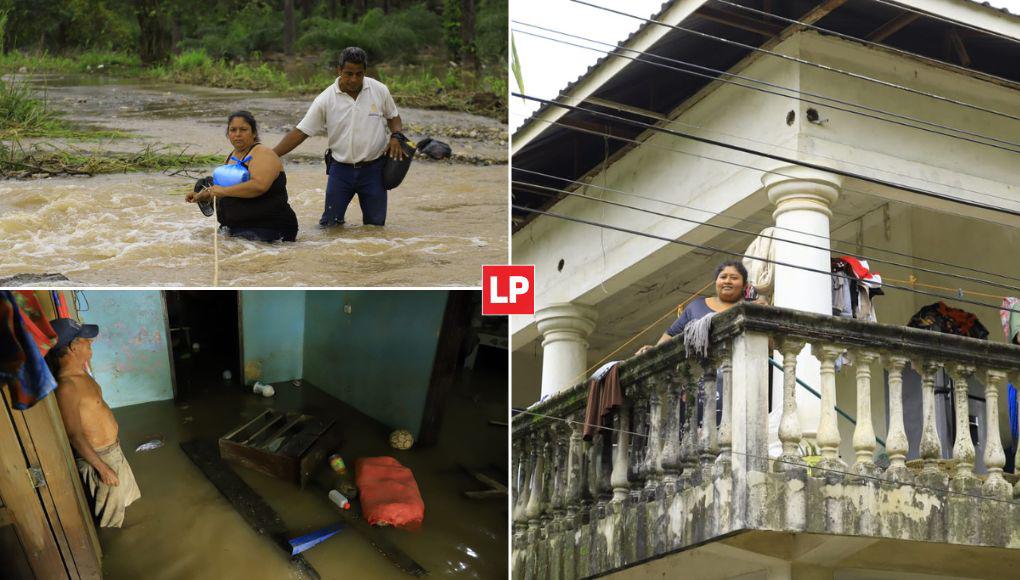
[213, 193, 220, 287]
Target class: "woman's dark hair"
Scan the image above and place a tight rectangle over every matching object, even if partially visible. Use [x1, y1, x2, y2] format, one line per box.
[338, 46, 368, 69]
[714, 260, 748, 286]
[227, 110, 259, 142]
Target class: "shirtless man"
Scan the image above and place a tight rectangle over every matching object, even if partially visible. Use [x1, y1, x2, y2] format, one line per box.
[48, 318, 140, 528]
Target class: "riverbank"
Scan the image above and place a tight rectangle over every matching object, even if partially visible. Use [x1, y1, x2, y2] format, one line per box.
[0, 49, 507, 119]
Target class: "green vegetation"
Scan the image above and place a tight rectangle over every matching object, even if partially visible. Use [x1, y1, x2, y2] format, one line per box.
[0, 78, 126, 139]
[0, 140, 222, 178]
[0, 1, 508, 119]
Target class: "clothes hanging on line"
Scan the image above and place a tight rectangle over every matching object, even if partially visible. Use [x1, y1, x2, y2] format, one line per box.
[583, 361, 622, 441]
[907, 302, 989, 339]
[12, 291, 58, 355]
[831, 257, 882, 322]
[1001, 297, 1020, 344]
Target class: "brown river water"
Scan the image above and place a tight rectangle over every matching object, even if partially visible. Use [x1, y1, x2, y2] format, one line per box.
[0, 75, 508, 287]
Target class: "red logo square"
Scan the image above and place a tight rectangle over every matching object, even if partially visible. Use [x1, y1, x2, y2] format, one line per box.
[482, 265, 535, 315]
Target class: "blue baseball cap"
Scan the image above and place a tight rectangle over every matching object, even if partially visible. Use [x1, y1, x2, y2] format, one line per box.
[49, 318, 99, 350]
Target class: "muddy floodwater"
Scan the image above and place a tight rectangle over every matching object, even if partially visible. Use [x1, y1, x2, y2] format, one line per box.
[103, 370, 507, 579]
[0, 75, 508, 286]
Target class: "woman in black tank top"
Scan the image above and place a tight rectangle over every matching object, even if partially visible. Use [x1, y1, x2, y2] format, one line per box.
[186, 111, 299, 242]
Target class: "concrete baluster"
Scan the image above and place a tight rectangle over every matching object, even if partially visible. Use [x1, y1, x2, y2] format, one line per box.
[643, 376, 664, 498]
[699, 359, 720, 482]
[611, 404, 631, 502]
[850, 350, 879, 477]
[816, 344, 847, 480]
[949, 364, 978, 492]
[679, 365, 699, 487]
[884, 356, 912, 483]
[983, 370, 1011, 499]
[775, 338, 806, 473]
[661, 367, 683, 493]
[915, 361, 947, 489]
[716, 342, 733, 475]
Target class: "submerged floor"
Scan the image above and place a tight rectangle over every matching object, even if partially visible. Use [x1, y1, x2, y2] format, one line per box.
[99, 369, 506, 579]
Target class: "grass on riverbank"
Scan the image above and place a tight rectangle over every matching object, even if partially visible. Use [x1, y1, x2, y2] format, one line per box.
[1, 49, 507, 119]
[0, 140, 222, 178]
[0, 78, 127, 139]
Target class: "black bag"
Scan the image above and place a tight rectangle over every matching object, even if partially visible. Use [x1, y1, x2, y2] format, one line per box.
[193, 176, 214, 216]
[416, 137, 452, 160]
[381, 134, 416, 190]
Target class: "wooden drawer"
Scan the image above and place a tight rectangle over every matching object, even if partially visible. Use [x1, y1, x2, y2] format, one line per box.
[219, 410, 339, 487]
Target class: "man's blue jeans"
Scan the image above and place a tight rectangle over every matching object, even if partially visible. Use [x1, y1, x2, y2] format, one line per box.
[322, 157, 387, 226]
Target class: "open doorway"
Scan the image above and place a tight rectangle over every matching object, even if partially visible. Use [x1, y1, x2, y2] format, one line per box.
[164, 291, 241, 401]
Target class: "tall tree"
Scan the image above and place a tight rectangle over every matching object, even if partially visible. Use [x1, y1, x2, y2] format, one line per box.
[134, 0, 172, 64]
[460, 0, 477, 72]
[283, 0, 295, 54]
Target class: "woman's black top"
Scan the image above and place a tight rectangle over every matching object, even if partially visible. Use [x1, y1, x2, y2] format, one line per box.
[216, 148, 299, 235]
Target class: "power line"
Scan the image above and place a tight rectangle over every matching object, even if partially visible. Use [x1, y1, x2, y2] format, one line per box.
[511, 408, 1020, 507]
[513, 92, 1020, 219]
[712, 0, 1020, 92]
[514, 159, 1020, 287]
[872, 0, 1020, 45]
[571, 0, 1020, 124]
[513, 179, 1020, 295]
[510, 112, 1020, 279]
[511, 203, 1020, 317]
[513, 24, 1020, 154]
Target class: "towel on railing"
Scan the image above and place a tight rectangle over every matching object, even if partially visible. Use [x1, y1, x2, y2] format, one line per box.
[684, 311, 717, 359]
[583, 362, 621, 441]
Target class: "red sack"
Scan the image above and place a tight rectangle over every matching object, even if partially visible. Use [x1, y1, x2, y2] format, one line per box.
[355, 456, 424, 531]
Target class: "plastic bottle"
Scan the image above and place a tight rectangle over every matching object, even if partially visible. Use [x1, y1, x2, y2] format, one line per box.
[328, 489, 351, 510]
[328, 454, 347, 474]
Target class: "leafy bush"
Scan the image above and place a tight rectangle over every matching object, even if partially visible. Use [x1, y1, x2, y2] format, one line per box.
[180, 2, 282, 61]
[296, 6, 443, 64]
[476, 0, 508, 65]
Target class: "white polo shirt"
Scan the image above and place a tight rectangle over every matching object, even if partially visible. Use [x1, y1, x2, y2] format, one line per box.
[295, 76, 399, 164]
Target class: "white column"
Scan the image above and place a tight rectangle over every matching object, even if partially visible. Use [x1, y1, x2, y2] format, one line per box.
[535, 303, 598, 399]
[762, 166, 842, 451]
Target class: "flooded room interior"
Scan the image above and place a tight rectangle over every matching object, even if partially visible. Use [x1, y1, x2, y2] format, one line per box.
[0, 289, 508, 579]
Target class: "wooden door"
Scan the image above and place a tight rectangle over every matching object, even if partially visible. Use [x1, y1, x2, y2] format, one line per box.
[0, 290, 103, 579]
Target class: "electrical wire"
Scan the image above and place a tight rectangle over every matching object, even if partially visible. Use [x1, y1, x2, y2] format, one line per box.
[512, 23, 1020, 154]
[517, 88, 1013, 209]
[511, 203, 1020, 318]
[514, 92, 1020, 218]
[514, 179, 1020, 295]
[511, 115, 1020, 286]
[510, 408, 1020, 507]
[571, 0, 1020, 123]
[872, 0, 1020, 44]
[515, 162, 1020, 287]
[712, 0, 1020, 92]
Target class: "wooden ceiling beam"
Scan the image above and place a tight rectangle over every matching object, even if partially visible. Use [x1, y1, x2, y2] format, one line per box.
[696, 6, 785, 37]
[948, 29, 972, 66]
[867, 12, 922, 42]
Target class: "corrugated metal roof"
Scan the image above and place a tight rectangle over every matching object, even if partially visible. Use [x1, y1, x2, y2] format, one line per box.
[513, 0, 1020, 140]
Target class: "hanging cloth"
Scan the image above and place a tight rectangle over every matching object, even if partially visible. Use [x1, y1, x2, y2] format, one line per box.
[0, 291, 58, 410]
[1000, 297, 1020, 344]
[12, 291, 58, 355]
[743, 228, 776, 297]
[1010, 384, 1018, 453]
[53, 291, 71, 319]
[582, 362, 622, 441]
[907, 302, 989, 339]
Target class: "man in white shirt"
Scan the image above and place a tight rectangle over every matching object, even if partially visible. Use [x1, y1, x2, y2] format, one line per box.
[273, 47, 406, 226]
